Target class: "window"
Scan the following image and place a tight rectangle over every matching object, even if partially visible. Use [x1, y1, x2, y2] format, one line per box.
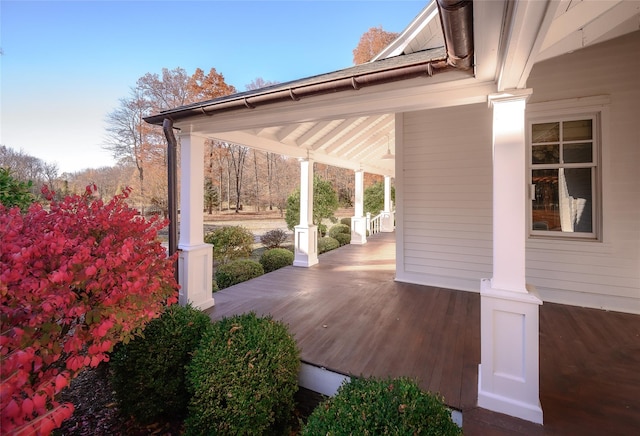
[529, 115, 599, 239]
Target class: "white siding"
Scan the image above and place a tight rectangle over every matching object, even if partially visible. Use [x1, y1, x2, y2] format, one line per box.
[396, 31, 640, 314]
[396, 103, 493, 291]
[525, 30, 640, 314]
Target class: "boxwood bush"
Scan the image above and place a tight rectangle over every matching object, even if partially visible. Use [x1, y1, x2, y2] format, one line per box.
[340, 217, 352, 226]
[328, 223, 350, 239]
[318, 237, 340, 254]
[204, 225, 254, 264]
[215, 259, 264, 289]
[185, 313, 300, 436]
[334, 233, 351, 246]
[109, 304, 211, 424]
[260, 247, 294, 273]
[318, 223, 327, 237]
[303, 377, 461, 436]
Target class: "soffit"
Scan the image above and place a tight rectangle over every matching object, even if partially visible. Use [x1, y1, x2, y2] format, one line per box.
[537, 0, 640, 62]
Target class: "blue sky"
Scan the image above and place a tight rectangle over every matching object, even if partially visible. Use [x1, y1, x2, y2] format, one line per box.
[1, 0, 425, 173]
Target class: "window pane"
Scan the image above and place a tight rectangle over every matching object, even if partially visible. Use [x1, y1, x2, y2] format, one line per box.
[563, 142, 592, 163]
[532, 122, 559, 143]
[562, 168, 593, 233]
[532, 169, 594, 233]
[563, 119, 592, 141]
[532, 169, 560, 231]
[532, 144, 559, 164]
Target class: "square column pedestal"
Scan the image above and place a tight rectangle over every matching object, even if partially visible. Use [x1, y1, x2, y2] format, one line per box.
[293, 224, 318, 267]
[380, 211, 395, 232]
[478, 279, 543, 424]
[351, 216, 367, 244]
[178, 244, 215, 310]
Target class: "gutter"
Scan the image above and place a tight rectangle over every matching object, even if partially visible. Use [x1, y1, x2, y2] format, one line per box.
[436, 0, 474, 70]
[144, 1, 474, 125]
[144, 59, 452, 125]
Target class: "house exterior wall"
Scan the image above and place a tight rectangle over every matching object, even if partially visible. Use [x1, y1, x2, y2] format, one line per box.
[395, 103, 494, 292]
[396, 31, 640, 314]
[525, 31, 640, 314]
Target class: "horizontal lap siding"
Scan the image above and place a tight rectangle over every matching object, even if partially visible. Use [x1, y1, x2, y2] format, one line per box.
[526, 31, 640, 313]
[398, 103, 493, 291]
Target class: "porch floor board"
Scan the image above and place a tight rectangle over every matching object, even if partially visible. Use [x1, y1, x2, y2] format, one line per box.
[205, 232, 640, 435]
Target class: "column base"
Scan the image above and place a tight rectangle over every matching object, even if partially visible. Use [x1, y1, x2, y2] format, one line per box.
[350, 216, 367, 244]
[478, 278, 543, 424]
[178, 244, 215, 310]
[294, 225, 318, 267]
[380, 211, 395, 232]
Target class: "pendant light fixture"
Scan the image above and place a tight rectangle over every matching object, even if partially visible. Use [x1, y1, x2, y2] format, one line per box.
[381, 134, 394, 159]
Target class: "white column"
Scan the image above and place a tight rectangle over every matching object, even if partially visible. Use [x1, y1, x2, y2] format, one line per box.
[478, 90, 543, 424]
[294, 158, 318, 267]
[380, 175, 395, 232]
[177, 132, 214, 310]
[351, 170, 367, 244]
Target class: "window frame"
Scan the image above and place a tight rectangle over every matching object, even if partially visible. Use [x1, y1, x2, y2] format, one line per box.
[526, 97, 608, 241]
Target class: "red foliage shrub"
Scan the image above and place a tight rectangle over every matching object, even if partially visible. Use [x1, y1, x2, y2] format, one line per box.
[0, 185, 179, 435]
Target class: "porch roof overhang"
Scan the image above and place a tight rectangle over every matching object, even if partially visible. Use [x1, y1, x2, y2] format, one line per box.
[144, 46, 476, 177]
[143, 0, 640, 178]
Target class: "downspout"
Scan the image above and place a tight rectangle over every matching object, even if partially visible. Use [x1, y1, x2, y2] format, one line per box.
[163, 118, 179, 283]
[436, 0, 474, 70]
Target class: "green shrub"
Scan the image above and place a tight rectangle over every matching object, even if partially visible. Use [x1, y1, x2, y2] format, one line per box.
[204, 225, 254, 264]
[364, 181, 396, 215]
[284, 176, 339, 231]
[318, 237, 339, 254]
[334, 233, 351, 246]
[185, 313, 300, 436]
[303, 377, 461, 436]
[110, 304, 211, 424]
[328, 223, 350, 239]
[215, 259, 264, 289]
[0, 168, 35, 211]
[340, 217, 351, 226]
[318, 223, 327, 237]
[260, 248, 294, 273]
[260, 229, 288, 248]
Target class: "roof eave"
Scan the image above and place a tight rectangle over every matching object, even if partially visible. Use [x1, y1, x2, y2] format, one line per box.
[144, 54, 451, 126]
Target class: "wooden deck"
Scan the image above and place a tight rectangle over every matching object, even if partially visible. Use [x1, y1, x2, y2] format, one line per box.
[206, 232, 640, 435]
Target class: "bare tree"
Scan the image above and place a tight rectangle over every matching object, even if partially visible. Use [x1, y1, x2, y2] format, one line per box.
[104, 88, 154, 211]
[0, 145, 60, 197]
[245, 77, 279, 91]
[104, 67, 236, 212]
[224, 143, 249, 213]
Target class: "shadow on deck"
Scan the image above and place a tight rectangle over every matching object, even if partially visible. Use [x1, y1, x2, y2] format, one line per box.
[205, 232, 640, 435]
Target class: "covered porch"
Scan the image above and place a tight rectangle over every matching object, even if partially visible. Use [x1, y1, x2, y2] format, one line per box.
[206, 232, 640, 435]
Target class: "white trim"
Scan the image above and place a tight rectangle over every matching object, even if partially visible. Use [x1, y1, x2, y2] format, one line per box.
[394, 112, 405, 280]
[298, 362, 350, 397]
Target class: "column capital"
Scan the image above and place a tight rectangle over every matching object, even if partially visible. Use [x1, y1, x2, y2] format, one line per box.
[487, 88, 533, 108]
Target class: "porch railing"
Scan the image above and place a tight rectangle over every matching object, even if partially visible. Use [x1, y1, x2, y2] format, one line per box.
[367, 212, 382, 235]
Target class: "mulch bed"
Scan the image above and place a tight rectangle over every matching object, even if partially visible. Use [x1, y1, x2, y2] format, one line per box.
[56, 363, 326, 435]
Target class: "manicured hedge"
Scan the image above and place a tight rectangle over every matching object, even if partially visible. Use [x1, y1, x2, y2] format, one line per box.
[215, 259, 264, 289]
[204, 225, 254, 264]
[185, 313, 300, 436]
[318, 237, 340, 254]
[110, 304, 211, 424]
[303, 377, 461, 436]
[334, 233, 351, 246]
[260, 248, 294, 273]
[328, 223, 350, 239]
